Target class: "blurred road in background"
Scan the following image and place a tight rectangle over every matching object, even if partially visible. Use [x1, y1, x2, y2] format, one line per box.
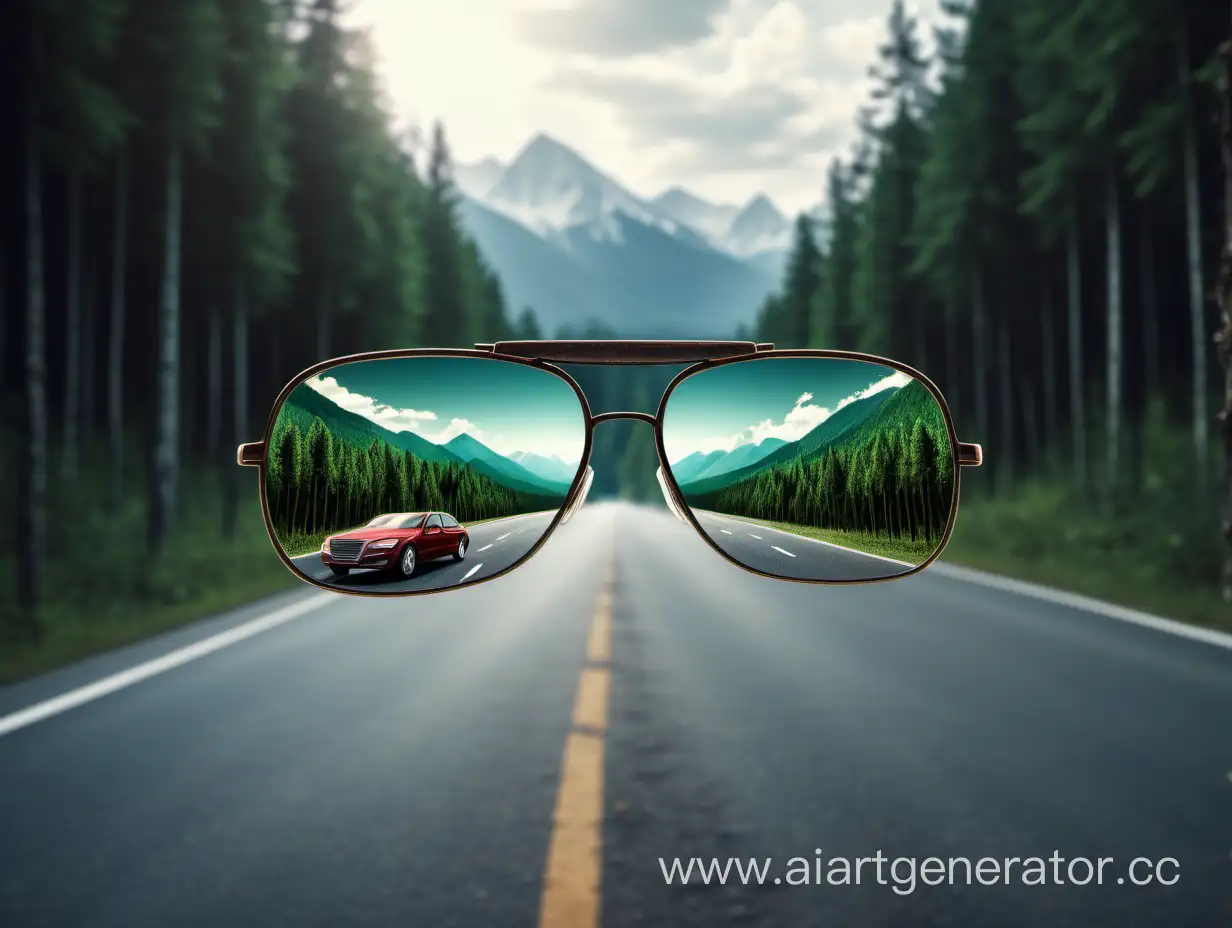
[1, 502, 1230, 928]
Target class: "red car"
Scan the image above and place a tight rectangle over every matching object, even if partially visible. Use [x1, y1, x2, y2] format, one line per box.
[320, 512, 469, 578]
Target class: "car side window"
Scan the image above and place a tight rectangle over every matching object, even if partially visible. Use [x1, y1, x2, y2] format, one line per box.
[441, 515, 459, 528]
[426, 514, 442, 529]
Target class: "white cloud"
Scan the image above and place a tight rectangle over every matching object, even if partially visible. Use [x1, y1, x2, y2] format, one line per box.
[431, 418, 484, 445]
[344, 0, 914, 214]
[834, 370, 912, 412]
[685, 432, 751, 456]
[747, 392, 832, 445]
[306, 376, 437, 432]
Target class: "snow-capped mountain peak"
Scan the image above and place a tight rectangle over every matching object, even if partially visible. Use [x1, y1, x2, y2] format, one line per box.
[484, 133, 658, 234]
[651, 186, 741, 244]
[453, 156, 505, 199]
[724, 194, 791, 257]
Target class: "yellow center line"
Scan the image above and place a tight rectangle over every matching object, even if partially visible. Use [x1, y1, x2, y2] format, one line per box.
[538, 563, 615, 928]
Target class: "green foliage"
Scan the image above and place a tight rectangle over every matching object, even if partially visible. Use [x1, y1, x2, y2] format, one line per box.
[693, 385, 953, 547]
[265, 412, 543, 540]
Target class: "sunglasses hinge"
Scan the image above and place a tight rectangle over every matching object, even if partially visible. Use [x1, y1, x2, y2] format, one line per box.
[237, 441, 266, 466]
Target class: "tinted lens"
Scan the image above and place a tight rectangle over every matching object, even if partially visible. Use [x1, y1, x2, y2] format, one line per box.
[662, 357, 955, 581]
[264, 356, 586, 592]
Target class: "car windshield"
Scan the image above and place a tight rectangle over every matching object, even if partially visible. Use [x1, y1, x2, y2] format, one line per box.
[364, 514, 396, 527]
[387, 513, 427, 529]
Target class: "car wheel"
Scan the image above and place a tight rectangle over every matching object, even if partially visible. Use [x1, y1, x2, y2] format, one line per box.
[453, 537, 467, 562]
[329, 566, 350, 577]
[397, 543, 418, 577]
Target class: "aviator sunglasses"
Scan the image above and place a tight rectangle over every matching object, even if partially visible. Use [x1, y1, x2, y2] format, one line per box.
[237, 340, 984, 596]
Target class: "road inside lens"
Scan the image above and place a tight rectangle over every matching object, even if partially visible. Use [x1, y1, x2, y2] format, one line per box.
[2, 501, 1230, 928]
[690, 508, 918, 580]
[291, 509, 560, 592]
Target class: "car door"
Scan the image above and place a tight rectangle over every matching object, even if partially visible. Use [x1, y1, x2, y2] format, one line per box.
[441, 514, 463, 553]
[422, 513, 445, 557]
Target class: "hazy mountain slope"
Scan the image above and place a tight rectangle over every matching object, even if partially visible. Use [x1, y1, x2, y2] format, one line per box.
[455, 196, 608, 333]
[651, 187, 740, 243]
[691, 437, 788, 481]
[724, 195, 792, 256]
[443, 433, 570, 494]
[668, 449, 729, 483]
[509, 451, 580, 484]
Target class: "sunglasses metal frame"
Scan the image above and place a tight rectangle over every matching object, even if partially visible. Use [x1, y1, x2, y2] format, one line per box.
[238, 341, 983, 596]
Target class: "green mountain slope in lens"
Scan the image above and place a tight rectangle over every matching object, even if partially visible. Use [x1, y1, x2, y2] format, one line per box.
[442, 433, 570, 496]
[669, 449, 728, 483]
[678, 387, 898, 495]
[280, 387, 462, 465]
[827, 380, 943, 450]
[509, 450, 579, 484]
[682, 380, 947, 505]
[281, 386, 569, 498]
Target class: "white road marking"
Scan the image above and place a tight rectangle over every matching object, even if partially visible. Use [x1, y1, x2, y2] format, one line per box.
[496, 533, 512, 541]
[747, 533, 762, 539]
[928, 562, 1232, 652]
[462, 563, 484, 581]
[771, 546, 796, 557]
[720, 530, 733, 535]
[0, 593, 335, 738]
[478, 544, 494, 552]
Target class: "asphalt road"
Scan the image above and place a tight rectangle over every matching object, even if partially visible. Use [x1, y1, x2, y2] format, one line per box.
[692, 509, 916, 580]
[291, 510, 560, 592]
[1, 501, 1230, 927]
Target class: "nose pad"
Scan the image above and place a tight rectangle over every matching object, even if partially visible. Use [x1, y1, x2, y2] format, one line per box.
[656, 467, 691, 524]
[560, 466, 594, 525]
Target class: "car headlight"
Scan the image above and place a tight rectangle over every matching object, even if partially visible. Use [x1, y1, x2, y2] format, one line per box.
[368, 538, 400, 550]
[321, 539, 331, 554]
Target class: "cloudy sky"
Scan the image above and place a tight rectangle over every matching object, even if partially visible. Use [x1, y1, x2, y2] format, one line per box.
[343, 0, 939, 215]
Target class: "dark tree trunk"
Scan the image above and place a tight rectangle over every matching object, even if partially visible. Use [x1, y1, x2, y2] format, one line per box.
[62, 169, 83, 482]
[207, 302, 221, 458]
[108, 148, 128, 513]
[1183, 28, 1211, 495]
[223, 276, 248, 539]
[1215, 30, 1232, 603]
[1066, 184, 1086, 488]
[149, 139, 183, 554]
[1042, 277, 1058, 460]
[18, 108, 49, 626]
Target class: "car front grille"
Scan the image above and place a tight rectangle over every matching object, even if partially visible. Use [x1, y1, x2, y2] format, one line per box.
[329, 539, 366, 562]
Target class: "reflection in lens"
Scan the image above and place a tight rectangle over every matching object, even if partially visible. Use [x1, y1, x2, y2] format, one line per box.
[264, 357, 585, 593]
[663, 357, 955, 581]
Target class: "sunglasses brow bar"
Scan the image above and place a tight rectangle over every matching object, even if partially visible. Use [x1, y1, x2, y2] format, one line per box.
[475, 340, 776, 364]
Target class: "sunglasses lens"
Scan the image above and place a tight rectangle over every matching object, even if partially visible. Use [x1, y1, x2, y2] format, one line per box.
[264, 356, 586, 592]
[662, 357, 956, 581]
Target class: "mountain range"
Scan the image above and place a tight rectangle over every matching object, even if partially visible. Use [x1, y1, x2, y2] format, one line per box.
[452, 133, 795, 339]
[281, 384, 577, 500]
[675, 382, 924, 497]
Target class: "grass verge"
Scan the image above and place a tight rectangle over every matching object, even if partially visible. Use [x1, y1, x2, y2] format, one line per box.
[0, 455, 298, 685]
[942, 472, 1229, 634]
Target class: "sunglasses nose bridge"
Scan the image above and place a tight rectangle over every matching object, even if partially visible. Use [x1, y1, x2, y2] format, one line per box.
[586, 412, 689, 525]
[590, 410, 658, 428]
